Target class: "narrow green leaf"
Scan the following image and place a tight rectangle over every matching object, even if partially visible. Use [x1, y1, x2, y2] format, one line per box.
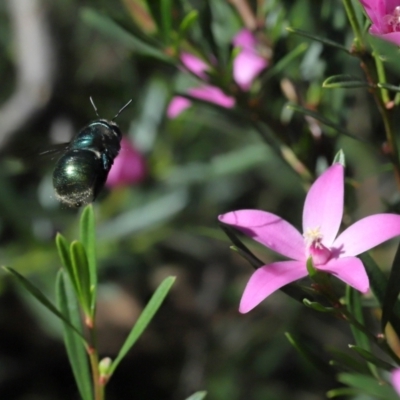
[323, 75, 371, 89]
[378, 82, 400, 93]
[303, 299, 334, 313]
[346, 287, 370, 350]
[361, 253, 400, 336]
[262, 43, 308, 82]
[70, 241, 91, 315]
[109, 276, 176, 375]
[160, 0, 172, 42]
[337, 373, 399, 400]
[3, 266, 85, 340]
[56, 233, 79, 294]
[219, 223, 264, 269]
[328, 348, 370, 374]
[179, 10, 199, 35]
[345, 286, 378, 377]
[349, 345, 394, 371]
[333, 150, 346, 166]
[382, 241, 400, 331]
[56, 271, 92, 400]
[286, 27, 350, 53]
[285, 332, 332, 374]
[288, 104, 364, 141]
[80, 205, 97, 311]
[185, 392, 207, 400]
[327, 387, 366, 398]
[80, 8, 174, 63]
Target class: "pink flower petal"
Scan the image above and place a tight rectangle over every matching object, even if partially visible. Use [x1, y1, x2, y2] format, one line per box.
[167, 96, 192, 118]
[391, 368, 400, 395]
[359, 0, 385, 27]
[317, 256, 369, 293]
[188, 85, 235, 108]
[239, 260, 307, 313]
[369, 31, 400, 46]
[233, 49, 268, 90]
[106, 137, 147, 188]
[180, 52, 209, 79]
[218, 210, 305, 261]
[232, 28, 257, 48]
[332, 214, 400, 257]
[302, 163, 344, 247]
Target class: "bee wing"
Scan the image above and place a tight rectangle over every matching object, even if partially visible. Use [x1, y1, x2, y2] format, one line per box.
[38, 143, 69, 160]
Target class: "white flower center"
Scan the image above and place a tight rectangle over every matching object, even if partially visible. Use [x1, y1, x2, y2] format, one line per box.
[383, 6, 400, 33]
[303, 227, 323, 247]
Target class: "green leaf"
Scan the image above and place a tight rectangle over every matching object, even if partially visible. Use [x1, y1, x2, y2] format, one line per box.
[285, 332, 332, 374]
[288, 104, 364, 141]
[56, 233, 78, 293]
[327, 387, 364, 397]
[109, 276, 175, 375]
[185, 392, 207, 400]
[179, 10, 199, 35]
[70, 241, 92, 315]
[219, 223, 264, 269]
[378, 82, 400, 93]
[382, 241, 400, 331]
[345, 286, 378, 377]
[3, 266, 85, 340]
[80, 205, 97, 311]
[323, 75, 371, 89]
[286, 27, 350, 53]
[262, 43, 308, 82]
[328, 348, 370, 374]
[349, 345, 394, 371]
[361, 253, 400, 336]
[346, 287, 370, 350]
[333, 150, 346, 166]
[336, 373, 399, 400]
[56, 270, 92, 400]
[303, 299, 334, 313]
[160, 0, 173, 42]
[80, 8, 174, 63]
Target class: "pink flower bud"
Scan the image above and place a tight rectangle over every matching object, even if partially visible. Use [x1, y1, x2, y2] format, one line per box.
[106, 137, 147, 188]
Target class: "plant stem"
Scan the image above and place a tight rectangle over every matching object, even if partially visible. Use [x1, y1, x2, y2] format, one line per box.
[342, 0, 365, 51]
[87, 316, 103, 400]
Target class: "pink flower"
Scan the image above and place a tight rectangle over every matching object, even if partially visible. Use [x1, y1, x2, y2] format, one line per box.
[106, 137, 147, 188]
[167, 29, 268, 118]
[359, 0, 400, 45]
[219, 163, 400, 313]
[232, 29, 269, 91]
[392, 368, 400, 395]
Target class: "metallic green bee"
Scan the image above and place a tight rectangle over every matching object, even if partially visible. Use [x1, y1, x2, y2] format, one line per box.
[52, 98, 131, 207]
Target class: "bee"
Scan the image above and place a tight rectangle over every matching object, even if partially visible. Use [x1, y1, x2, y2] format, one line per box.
[52, 98, 132, 207]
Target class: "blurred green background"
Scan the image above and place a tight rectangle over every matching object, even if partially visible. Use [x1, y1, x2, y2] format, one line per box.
[0, 0, 399, 399]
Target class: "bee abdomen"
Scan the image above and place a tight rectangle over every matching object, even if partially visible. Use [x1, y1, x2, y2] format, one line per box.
[53, 149, 110, 207]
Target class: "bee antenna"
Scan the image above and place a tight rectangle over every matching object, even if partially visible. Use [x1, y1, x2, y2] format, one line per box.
[112, 99, 132, 121]
[89, 96, 100, 118]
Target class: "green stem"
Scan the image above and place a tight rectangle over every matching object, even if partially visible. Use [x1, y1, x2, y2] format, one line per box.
[342, 0, 365, 51]
[359, 54, 400, 189]
[87, 315, 103, 400]
[373, 50, 390, 104]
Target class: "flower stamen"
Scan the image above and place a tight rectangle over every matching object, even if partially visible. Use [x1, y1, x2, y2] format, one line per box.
[383, 6, 400, 33]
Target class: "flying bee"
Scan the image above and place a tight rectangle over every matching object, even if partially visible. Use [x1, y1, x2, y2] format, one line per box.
[52, 98, 132, 207]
